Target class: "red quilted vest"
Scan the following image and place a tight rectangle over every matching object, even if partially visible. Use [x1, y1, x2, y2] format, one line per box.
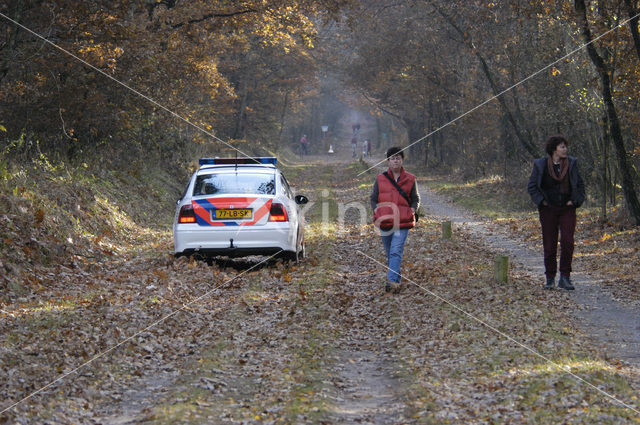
[373, 168, 416, 230]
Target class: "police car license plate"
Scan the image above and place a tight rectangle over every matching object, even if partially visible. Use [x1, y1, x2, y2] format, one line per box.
[214, 208, 252, 219]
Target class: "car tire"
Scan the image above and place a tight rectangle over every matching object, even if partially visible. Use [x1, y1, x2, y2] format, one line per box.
[282, 250, 298, 264]
[282, 235, 303, 264]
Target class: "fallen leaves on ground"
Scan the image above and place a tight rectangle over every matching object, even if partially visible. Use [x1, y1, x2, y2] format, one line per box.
[1, 161, 638, 424]
[427, 174, 640, 305]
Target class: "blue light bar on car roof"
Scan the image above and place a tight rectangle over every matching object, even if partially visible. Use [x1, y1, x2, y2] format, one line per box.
[199, 157, 277, 166]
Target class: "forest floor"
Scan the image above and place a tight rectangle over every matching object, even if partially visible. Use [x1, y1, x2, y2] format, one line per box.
[1, 155, 640, 424]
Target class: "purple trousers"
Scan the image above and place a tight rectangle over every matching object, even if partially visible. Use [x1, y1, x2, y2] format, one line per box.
[538, 205, 576, 278]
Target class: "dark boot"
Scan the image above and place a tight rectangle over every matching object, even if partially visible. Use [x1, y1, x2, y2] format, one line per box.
[544, 276, 555, 290]
[389, 281, 400, 294]
[558, 275, 575, 290]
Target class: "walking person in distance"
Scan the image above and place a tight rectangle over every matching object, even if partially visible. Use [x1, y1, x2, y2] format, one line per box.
[370, 147, 420, 293]
[527, 135, 585, 290]
[299, 134, 308, 156]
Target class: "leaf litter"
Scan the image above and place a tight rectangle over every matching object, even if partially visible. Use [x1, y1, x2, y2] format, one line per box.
[0, 158, 639, 424]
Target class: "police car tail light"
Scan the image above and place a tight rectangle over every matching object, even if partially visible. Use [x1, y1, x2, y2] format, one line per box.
[268, 203, 288, 222]
[178, 205, 196, 223]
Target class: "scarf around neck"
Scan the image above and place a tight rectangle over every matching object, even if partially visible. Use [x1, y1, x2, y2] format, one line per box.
[547, 156, 570, 194]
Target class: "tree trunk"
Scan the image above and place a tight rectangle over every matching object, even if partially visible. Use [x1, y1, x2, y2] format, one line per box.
[575, 0, 640, 224]
[602, 130, 608, 221]
[0, 1, 23, 84]
[404, 119, 424, 158]
[430, 1, 539, 158]
[276, 90, 289, 152]
[233, 72, 250, 140]
[473, 51, 538, 158]
[624, 0, 640, 61]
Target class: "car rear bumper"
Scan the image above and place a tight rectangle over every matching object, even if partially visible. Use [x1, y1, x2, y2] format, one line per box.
[176, 247, 284, 258]
[173, 223, 296, 256]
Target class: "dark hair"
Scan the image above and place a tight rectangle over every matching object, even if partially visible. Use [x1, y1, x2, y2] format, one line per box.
[544, 135, 569, 156]
[386, 146, 404, 159]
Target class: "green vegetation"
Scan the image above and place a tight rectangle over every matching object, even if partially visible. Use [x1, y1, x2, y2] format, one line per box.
[425, 175, 532, 218]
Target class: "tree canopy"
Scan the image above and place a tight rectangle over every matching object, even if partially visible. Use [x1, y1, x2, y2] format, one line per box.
[2, 0, 640, 221]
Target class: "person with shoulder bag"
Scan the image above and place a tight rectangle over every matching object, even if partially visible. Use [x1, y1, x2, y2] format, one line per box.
[527, 135, 585, 290]
[370, 147, 420, 294]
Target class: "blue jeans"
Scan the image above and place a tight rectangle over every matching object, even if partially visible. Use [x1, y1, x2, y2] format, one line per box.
[380, 228, 409, 283]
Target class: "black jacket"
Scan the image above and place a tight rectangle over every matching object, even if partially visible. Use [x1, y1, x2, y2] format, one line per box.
[527, 156, 585, 208]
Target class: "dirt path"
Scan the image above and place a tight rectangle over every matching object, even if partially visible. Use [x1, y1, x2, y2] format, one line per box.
[3, 156, 640, 424]
[417, 182, 640, 366]
[89, 159, 413, 425]
[90, 157, 640, 424]
[329, 349, 400, 424]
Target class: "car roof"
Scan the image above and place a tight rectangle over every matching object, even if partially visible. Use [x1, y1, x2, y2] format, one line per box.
[197, 165, 279, 174]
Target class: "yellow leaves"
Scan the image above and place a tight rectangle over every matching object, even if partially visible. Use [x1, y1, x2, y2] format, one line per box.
[77, 41, 123, 70]
[551, 66, 561, 76]
[248, 3, 317, 50]
[192, 60, 222, 90]
[34, 73, 47, 85]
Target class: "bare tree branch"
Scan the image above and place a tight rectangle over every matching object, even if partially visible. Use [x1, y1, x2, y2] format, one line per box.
[171, 9, 257, 29]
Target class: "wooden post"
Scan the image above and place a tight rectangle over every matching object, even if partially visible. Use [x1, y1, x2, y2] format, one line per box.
[494, 256, 509, 283]
[441, 221, 452, 239]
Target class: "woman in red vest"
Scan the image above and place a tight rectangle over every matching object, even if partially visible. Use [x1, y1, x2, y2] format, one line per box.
[370, 147, 420, 293]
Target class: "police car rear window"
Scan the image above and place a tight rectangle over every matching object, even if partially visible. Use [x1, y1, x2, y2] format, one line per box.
[193, 173, 276, 196]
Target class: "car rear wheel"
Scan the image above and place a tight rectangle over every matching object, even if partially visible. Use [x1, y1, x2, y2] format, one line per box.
[282, 235, 303, 264]
[282, 250, 298, 264]
[299, 238, 305, 259]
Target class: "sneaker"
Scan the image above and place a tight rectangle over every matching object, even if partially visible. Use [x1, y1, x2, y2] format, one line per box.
[544, 276, 555, 290]
[558, 275, 575, 290]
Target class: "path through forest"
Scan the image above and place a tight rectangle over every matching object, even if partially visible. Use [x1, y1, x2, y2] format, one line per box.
[2, 156, 640, 424]
[416, 180, 640, 365]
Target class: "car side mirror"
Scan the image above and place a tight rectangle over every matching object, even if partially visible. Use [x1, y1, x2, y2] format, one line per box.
[295, 195, 308, 205]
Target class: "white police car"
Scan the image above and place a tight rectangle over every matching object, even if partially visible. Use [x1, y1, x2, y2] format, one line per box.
[173, 157, 308, 262]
